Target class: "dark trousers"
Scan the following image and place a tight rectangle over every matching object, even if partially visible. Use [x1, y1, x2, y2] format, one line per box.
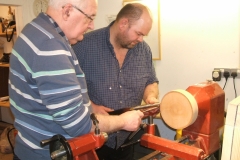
[96, 145, 133, 160]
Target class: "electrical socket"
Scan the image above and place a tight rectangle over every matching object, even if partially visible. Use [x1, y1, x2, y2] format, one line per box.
[233, 69, 240, 78]
[229, 68, 240, 79]
[212, 70, 221, 81]
[214, 68, 231, 78]
[214, 68, 240, 78]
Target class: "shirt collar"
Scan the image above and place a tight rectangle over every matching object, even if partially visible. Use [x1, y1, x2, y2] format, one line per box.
[43, 13, 70, 44]
[106, 21, 114, 52]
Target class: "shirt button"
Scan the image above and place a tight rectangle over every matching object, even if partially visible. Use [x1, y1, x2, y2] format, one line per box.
[109, 87, 112, 90]
[120, 85, 122, 88]
[120, 101, 122, 104]
[120, 70, 122, 72]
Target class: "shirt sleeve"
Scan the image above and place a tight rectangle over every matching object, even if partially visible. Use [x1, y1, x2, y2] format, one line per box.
[143, 41, 159, 86]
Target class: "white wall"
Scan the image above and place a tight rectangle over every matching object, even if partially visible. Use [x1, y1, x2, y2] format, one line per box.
[158, 0, 240, 139]
[0, 0, 239, 140]
[0, 6, 14, 20]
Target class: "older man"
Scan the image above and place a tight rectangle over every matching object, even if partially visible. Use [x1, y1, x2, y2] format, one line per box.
[9, 0, 143, 159]
[73, 3, 159, 160]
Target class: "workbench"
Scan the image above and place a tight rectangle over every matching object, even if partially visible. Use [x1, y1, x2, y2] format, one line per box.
[0, 31, 16, 37]
[0, 101, 10, 108]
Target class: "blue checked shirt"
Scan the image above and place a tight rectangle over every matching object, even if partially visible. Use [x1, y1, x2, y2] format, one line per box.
[73, 22, 158, 149]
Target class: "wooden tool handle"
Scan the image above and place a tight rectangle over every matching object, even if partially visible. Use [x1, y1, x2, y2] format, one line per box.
[109, 103, 160, 116]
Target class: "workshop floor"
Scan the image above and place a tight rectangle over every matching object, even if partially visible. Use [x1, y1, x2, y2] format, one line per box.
[0, 121, 13, 160]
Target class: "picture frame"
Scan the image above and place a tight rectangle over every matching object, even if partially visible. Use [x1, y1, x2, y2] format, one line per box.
[123, 0, 161, 60]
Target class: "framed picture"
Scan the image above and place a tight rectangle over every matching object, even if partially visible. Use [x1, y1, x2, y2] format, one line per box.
[123, 0, 161, 60]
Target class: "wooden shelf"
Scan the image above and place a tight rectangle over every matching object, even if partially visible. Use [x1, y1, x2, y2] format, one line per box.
[0, 63, 9, 67]
[0, 31, 16, 37]
[0, 100, 10, 108]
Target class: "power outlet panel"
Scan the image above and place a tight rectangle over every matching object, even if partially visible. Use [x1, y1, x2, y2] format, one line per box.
[212, 70, 221, 81]
[214, 68, 240, 79]
[234, 69, 240, 78]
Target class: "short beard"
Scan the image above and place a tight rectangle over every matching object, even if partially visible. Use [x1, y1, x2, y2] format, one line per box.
[115, 32, 136, 49]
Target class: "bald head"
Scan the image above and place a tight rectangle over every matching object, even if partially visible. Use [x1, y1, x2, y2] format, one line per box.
[48, 0, 89, 9]
[115, 3, 152, 25]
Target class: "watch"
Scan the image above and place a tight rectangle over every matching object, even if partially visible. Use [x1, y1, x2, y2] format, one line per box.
[33, 0, 48, 17]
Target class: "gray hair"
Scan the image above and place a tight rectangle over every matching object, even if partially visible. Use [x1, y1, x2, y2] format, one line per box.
[48, 0, 89, 9]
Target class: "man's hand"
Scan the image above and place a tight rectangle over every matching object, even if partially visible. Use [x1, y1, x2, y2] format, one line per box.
[145, 96, 159, 104]
[120, 110, 144, 131]
[91, 101, 113, 115]
[94, 110, 143, 133]
[143, 82, 159, 104]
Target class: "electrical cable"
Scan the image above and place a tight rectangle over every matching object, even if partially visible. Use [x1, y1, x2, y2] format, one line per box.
[233, 78, 237, 98]
[231, 72, 237, 98]
[222, 80, 227, 90]
[7, 127, 16, 155]
[222, 71, 230, 90]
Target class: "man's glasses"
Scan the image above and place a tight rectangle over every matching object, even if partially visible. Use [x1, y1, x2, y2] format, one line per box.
[72, 5, 93, 21]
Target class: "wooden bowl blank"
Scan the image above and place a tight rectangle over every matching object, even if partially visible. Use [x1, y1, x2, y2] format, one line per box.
[160, 89, 198, 129]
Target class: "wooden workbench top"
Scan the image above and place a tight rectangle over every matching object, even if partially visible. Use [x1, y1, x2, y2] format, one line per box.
[0, 63, 9, 67]
[0, 100, 10, 108]
[0, 31, 16, 37]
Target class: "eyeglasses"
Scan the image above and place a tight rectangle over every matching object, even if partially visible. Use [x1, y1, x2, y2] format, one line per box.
[72, 5, 93, 21]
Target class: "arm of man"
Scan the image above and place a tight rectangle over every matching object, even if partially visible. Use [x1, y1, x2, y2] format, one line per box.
[91, 101, 114, 115]
[143, 82, 159, 104]
[90, 110, 144, 133]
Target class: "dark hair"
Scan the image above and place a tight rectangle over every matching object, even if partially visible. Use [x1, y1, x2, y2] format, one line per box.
[115, 3, 149, 25]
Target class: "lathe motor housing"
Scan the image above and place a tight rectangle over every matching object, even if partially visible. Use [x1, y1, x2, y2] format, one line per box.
[183, 82, 225, 155]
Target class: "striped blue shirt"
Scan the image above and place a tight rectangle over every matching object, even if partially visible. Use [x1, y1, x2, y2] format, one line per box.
[9, 13, 92, 160]
[73, 22, 158, 149]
